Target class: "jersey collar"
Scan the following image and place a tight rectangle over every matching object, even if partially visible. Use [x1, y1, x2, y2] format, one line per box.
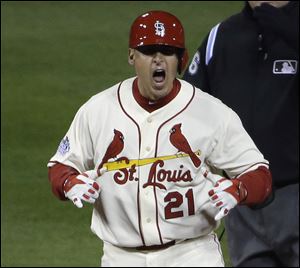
[132, 78, 181, 113]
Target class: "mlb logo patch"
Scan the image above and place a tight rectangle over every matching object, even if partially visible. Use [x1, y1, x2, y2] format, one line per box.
[273, 60, 297, 74]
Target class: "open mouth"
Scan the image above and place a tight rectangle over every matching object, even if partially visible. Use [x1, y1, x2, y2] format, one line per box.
[153, 69, 166, 84]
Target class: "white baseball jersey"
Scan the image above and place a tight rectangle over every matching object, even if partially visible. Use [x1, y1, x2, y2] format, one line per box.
[48, 77, 268, 248]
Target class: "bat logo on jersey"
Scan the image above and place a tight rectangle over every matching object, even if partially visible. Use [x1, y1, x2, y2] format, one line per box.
[112, 151, 201, 188]
[169, 123, 201, 168]
[97, 127, 202, 189]
[154, 20, 165, 37]
[98, 129, 124, 173]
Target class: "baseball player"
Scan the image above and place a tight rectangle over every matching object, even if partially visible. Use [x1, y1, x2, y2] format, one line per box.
[47, 10, 272, 267]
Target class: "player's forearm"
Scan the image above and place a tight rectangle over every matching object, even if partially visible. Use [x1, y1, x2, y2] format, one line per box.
[237, 165, 272, 205]
[48, 163, 80, 200]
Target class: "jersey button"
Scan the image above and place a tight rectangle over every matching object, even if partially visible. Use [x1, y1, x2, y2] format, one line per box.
[146, 218, 151, 223]
[147, 117, 152, 123]
[146, 146, 151, 152]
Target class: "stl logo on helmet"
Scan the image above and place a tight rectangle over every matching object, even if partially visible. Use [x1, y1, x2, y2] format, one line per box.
[154, 20, 165, 37]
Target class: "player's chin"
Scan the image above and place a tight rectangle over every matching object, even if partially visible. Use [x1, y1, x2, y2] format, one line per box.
[152, 80, 166, 91]
[151, 87, 169, 100]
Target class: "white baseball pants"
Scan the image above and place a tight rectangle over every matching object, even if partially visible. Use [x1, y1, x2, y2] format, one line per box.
[100, 233, 225, 267]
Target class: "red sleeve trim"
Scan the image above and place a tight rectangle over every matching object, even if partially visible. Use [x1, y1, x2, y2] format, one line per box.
[238, 166, 272, 205]
[48, 163, 80, 200]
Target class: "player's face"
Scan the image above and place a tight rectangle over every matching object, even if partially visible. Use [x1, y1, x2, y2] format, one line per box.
[248, 1, 289, 9]
[128, 46, 178, 101]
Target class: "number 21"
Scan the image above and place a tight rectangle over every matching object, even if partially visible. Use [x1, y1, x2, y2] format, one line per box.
[164, 189, 195, 219]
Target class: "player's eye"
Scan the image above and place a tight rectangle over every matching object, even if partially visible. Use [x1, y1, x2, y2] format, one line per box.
[160, 47, 177, 56]
[137, 45, 177, 56]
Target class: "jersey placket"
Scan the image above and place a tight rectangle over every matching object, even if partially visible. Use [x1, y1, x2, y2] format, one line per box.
[138, 115, 162, 245]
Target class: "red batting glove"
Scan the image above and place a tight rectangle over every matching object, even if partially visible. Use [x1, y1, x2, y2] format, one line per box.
[201, 168, 248, 220]
[63, 170, 101, 208]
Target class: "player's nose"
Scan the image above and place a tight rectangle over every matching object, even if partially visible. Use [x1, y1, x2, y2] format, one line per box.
[153, 52, 164, 63]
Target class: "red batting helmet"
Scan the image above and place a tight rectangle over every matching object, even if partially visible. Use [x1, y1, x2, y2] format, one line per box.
[129, 10, 189, 74]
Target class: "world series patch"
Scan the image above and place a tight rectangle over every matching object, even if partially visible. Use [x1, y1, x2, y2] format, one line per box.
[58, 136, 70, 155]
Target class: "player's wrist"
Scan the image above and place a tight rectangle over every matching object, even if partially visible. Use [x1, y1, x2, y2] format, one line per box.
[63, 174, 78, 195]
[231, 179, 248, 204]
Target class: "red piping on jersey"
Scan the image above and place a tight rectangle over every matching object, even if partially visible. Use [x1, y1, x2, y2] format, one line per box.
[153, 84, 196, 245]
[118, 80, 196, 246]
[117, 80, 145, 247]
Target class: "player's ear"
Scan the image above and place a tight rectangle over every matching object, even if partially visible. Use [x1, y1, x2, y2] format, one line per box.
[128, 49, 135, 65]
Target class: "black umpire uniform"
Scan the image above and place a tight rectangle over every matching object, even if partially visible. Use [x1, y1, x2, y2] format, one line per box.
[183, 2, 299, 267]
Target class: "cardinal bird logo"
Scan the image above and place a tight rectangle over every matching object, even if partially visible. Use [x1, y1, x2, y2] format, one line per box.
[98, 129, 124, 173]
[169, 123, 201, 168]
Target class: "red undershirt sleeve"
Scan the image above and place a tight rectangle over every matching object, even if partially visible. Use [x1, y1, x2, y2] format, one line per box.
[238, 166, 272, 206]
[48, 163, 80, 200]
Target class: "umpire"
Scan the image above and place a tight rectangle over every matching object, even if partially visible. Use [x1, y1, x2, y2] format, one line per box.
[183, 1, 299, 267]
